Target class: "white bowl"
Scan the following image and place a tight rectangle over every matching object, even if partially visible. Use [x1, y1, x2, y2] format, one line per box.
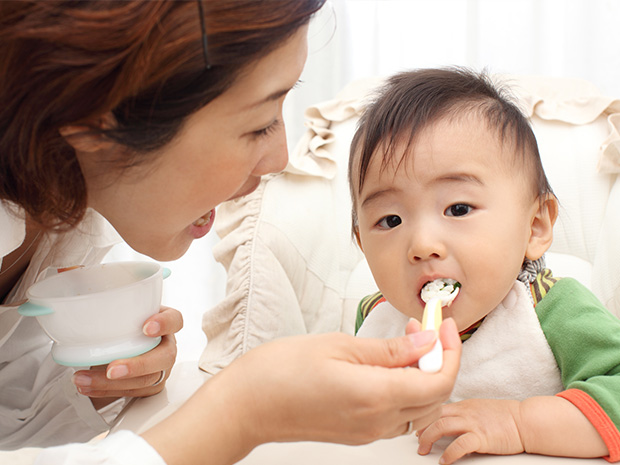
[19, 261, 170, 367]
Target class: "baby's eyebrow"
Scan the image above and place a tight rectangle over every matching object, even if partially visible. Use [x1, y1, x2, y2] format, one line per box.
[359, 173, 482, 208]
[434, 173, 483, 185]
[360, 187, 398, 209]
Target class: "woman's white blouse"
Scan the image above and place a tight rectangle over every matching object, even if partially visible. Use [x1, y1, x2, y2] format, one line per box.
[0, 203, 165, 464]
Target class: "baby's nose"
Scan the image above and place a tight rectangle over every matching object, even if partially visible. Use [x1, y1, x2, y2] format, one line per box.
[408, 230, 446, 262]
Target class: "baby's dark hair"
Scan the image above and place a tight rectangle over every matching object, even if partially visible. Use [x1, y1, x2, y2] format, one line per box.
[348, 67, 553, 229]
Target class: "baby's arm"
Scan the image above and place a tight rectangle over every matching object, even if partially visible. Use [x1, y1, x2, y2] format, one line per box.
[417, 396, 608, 464]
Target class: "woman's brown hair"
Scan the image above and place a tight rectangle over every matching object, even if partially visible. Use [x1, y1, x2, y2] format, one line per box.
[0, 0, 325, 229]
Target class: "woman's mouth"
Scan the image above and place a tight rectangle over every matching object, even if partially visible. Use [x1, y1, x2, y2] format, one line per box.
[193, 210, 212, 227]
[190, 209, 215, 239]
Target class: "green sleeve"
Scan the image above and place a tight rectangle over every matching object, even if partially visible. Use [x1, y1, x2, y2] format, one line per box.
[355, 301, 364, 335]
[355, 291, 384, 335]
[536, 278, 620, 428]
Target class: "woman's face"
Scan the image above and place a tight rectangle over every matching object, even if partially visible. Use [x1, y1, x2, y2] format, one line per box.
[80, 27, 308, 260]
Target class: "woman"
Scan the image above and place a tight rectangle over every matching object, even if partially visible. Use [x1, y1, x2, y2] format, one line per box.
[0, 1, 461, 464]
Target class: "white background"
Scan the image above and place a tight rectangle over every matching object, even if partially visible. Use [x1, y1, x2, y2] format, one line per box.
[108, 0, 620, 362]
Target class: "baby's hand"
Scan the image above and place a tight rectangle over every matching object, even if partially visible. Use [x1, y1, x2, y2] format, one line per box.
[417, 398, 524, 464]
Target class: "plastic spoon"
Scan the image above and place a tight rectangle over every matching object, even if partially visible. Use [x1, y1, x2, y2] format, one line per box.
[418, 282, 460, 373]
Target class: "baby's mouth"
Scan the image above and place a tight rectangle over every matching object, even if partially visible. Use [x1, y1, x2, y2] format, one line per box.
[420, 278, 461, 306]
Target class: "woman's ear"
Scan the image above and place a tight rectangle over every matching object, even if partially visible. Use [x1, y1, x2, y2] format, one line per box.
[59, 113, 116, 153]
[525, 193, 558, 260]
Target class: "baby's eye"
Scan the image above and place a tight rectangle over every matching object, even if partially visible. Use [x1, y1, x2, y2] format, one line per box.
[377, 215, 402, 229]
[445, 204, 472, 217]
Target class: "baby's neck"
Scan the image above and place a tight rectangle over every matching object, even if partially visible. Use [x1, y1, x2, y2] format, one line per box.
[459, 318, 484, 341]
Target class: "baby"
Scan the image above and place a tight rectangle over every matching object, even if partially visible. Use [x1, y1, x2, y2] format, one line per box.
[349, 67, 620, 463]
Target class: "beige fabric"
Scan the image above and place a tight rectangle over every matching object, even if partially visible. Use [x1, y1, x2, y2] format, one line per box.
[200, 75, 620, 373]
[0, 447, 41, 465]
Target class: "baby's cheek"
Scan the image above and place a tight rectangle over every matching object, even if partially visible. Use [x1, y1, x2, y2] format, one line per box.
[379, 289, 421, 320]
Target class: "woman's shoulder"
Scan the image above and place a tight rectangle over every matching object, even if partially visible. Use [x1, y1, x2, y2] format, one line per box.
[0, 201, 26, 259]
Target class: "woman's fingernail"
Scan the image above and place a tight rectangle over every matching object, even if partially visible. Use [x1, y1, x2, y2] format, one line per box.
[72, 374, 92, 387]
[107, 365, 129, 379]
[408, 330, 436, 347]
[143, 321, 161, 336]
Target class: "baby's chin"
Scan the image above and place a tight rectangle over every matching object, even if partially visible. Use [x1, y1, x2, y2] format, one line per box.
[387, 301, 424, 322]
[453, 314, 482, 333]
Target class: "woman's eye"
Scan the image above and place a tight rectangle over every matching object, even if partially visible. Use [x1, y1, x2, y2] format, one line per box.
[377, 215, 402, 229]
[251, 119, 282, 139]
[445, 204, 472, 217]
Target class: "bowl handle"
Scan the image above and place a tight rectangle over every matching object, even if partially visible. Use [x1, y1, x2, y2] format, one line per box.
[18, 302, 54, 317]
[163, 267, 172, 279]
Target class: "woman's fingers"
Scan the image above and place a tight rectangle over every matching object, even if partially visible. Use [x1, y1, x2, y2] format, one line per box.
[73, 366, 167, 397]
[438, 317, 462, 378]
[106, 332, 177, 379]
[201, 329, 462, 448]
[349, 330, 437, 369]
[405, 317, 422, 335]
[73, 333, 176, 397]
[72, 306, 182, 399]
[142, 306, 183, 337]
[352, 317, 460, 372]
[387, 405, 443, 439]
[439, 317, 461, 351]
[346, 320, 461, 438]
[357, 318, 460, 404]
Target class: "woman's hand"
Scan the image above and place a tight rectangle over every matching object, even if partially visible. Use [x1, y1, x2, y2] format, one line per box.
[72, 306, 183, 406]
[234, 318, 461, 446]
[143, 318, 461, 465]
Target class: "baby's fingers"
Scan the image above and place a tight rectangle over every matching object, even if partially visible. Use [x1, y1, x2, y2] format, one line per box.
[417, 416, 467, 455]
[439, 432, 481, 465]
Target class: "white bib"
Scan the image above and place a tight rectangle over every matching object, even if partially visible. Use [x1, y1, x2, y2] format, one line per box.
[357, 281, 564, 402]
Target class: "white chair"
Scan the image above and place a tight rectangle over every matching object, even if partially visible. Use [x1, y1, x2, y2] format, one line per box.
[199, 73, 620, 373]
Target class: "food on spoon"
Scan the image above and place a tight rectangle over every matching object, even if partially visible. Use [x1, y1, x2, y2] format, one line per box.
[420, 278, 461, 305]
[418, 278, 461, 373]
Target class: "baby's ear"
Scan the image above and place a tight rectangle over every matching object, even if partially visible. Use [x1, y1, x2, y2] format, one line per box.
[353, 225, 363, 251]
[525, 193, 558, 260]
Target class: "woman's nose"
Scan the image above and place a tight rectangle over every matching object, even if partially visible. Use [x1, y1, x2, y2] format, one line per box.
[254, 131, 289, 176]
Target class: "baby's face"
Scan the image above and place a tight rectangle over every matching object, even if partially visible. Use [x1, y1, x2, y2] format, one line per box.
[354, 116, 540, 331]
